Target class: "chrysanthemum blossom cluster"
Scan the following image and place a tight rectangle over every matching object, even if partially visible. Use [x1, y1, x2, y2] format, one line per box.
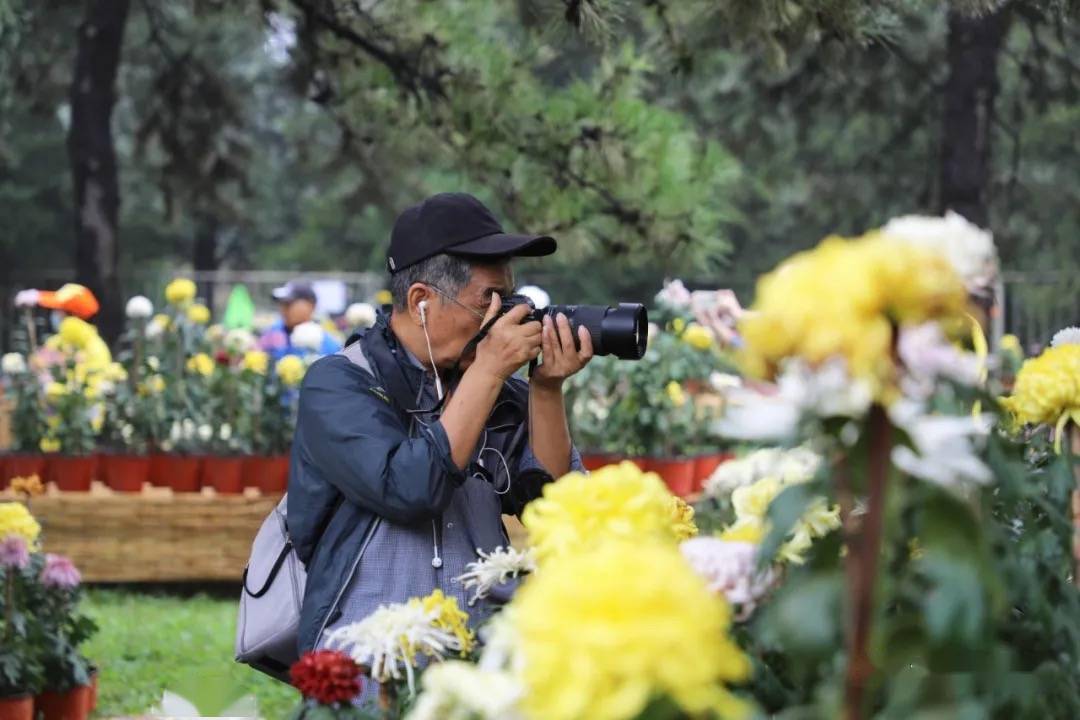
[521, 462, 698, 564]
[325, 589, 475, 694]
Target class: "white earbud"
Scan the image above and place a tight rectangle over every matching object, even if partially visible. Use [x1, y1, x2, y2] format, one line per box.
[417, 298, 443, 400]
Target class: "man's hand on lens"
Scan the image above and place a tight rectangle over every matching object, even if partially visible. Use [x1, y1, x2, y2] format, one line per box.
[532, 312, 594, 388]
[473, 293, 542, 381]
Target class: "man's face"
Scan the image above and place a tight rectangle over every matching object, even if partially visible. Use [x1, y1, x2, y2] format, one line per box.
[422, 262, 514, 370]
[281, 299, 315, 328]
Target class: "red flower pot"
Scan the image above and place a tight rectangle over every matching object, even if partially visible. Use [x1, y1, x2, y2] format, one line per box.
[242, 455, 290, 495]
[580, 453, 622, 472]
[202, 456, 244, 494]
[648, 457, 696, 498]
[87, 672, 97, 713]
[35, 684, 92, 720]
[0, 695, 33, 720]
[693, 453, 734, 492]
[47, 455, 97, 492]
[150, 454, 202, 492]
[100, 454, 151, 493]
[2, 454, 47, 488]
[627, 457, 652, 473]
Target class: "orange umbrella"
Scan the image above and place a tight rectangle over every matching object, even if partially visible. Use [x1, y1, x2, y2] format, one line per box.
[35, 283, 100, 320]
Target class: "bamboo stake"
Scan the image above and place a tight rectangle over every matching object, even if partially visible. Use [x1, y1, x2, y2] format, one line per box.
[843, 404, 891, 720]
[1070, 423, 1080, 588]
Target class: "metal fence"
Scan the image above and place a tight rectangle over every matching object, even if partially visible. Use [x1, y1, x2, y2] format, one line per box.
[1, 268, 1075, 354]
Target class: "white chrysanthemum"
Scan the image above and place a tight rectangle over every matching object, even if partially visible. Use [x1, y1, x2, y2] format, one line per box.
[225, 328, 255, 352]
[146, 315, 168, 339]
[477, 608, 523, 675]
[125, 295, 154, 319]
[405, 661, 524, 720]
[1050, 326, 1080, 348]
[713, 358, 873, 441]
[454, 547, 535, 606]
[290, 321, 324, 351]
[2, 353, 27, 375]
[656, 278, 692, 309]
[703, 446, 821, 499]
[880, 211, 998, 290]
[898, 322, 983, 400]
[14, 289, 40, 308]
[516, 285, 550, 310]
[345, 302, 377, 329]
[219, 423, 232, 441]
[709, 372, 742, 392]
[890, 400, 994, 491]
[325, 602, 469, 693]
[680, 538, 778, 620]
[197, 424, 213, 442]
[147, 356, 161, 371]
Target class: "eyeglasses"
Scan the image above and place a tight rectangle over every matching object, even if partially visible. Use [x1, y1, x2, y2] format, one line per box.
[424, 284, 486, 320]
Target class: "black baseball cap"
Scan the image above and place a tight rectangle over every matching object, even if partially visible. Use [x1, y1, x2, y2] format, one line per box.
[271, 280, 317, 304]
[386, 193, 556, 273]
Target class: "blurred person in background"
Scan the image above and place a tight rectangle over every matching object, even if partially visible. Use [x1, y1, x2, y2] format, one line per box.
[259, 280, 342, 361]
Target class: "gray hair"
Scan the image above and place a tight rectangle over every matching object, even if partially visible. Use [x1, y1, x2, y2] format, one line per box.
[389, 253, 473, 309]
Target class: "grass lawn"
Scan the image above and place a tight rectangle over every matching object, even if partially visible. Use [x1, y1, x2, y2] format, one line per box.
[82, 589, 298, 719]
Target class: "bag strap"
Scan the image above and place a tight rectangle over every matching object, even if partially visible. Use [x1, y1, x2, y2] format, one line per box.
[241, 538, 294, 598]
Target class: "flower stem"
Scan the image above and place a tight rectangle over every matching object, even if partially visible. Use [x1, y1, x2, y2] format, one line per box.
[1069, 423, 1080, 588]
[378, 682, 397, 719]
[843, 404, 891, 720]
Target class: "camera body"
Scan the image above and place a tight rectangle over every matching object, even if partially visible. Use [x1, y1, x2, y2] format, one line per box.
[498, 294, 647, 360]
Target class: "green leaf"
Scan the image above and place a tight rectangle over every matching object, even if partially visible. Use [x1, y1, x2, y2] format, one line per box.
[760, 482, 816, 565]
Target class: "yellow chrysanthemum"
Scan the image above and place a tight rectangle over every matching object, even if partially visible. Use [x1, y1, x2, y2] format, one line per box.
[1001, 344, 1080, 446]
[45, 381, 68, 402]
[186, 353, 215, 377]
[723, 476, 840, 565]
[165, 278, 197, 306]
[671, 317, 686, 334]
[666, 381, 686, 407]
[416, 589, 475, 658]
[150, 313, 171, 331]
[669, 496, 699, 541]
[521, 462, 691, 564]
[0, 502, 41, 548]
[39, 437, 61, 453]
[1000, 334, 1022, 355]
[57, 316, 96, 349]
[105, 362, 128, 383]
[139, 374, 166, 396]
[513, 540, 750, 720]
[682, 323, 714, 351]
[276, 355, 306, 387]
[242, 350, 269, 375]
[374, 289, 393, 306]
[186, 303, 211, 325]
[738, 233, 968, 396]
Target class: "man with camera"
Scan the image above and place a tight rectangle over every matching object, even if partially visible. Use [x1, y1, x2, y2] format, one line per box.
[288, 193, 616, 668]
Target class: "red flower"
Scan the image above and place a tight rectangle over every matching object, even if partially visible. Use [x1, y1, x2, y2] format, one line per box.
[290, 650, 363, 705]
[215, 350, 233, 366]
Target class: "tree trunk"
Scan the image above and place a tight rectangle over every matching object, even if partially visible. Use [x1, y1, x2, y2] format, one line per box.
[68, 0, 131, 344]
[193, 214, 220, 314]
[938, 6, 1010, 228]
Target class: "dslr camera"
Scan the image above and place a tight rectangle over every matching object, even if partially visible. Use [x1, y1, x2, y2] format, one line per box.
[499, 295, 648, 360]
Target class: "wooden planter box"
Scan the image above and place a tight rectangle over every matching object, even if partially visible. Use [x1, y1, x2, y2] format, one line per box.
[4, 486, 278, 582]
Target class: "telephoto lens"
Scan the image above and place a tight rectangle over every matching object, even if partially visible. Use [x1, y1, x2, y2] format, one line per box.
[500, 295, 648, 360]
[544, 303, 648, 360]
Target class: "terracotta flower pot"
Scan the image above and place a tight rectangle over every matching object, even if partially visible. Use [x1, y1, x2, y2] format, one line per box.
[100, 454, 151, 493]
[2, 454, 47, 488]
[580, 453, 622, 472]
[150, 454, 202, 492]
[202, 456, 244, 494]
[693, 452, 734, 492]
[35, 684, 92, 720]
[0, 695, 33, 720]
[87, 672, 97, 713]
[248, 455, 289, 495]
[47, 455, 98, 492]
[648, 457, 697, 498]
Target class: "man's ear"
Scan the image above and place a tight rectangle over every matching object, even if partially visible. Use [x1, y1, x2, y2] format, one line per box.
[406, 283, 434, 325]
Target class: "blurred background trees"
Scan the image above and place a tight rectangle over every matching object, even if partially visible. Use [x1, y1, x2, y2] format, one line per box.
[1, 0, 1078, 341]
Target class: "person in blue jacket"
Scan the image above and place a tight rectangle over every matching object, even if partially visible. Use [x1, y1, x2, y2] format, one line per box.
[287, 193, 592, 696]
[259, 280, 341, 361]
